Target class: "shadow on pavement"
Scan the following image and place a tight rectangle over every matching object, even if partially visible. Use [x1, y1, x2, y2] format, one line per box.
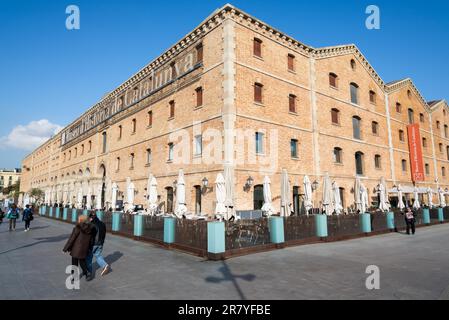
[91, 251, 124, 278]
[0, 234, 70, 255]
[205, 261, 256, 300]
[0, 225, 50, 234]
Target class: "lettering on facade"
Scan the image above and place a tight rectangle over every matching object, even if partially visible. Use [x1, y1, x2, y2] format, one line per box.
[407, 123, 425, 182]
[60, 49, 198, 146]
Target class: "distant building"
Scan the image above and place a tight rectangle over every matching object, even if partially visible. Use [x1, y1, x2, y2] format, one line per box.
[0, 168, 21, 200]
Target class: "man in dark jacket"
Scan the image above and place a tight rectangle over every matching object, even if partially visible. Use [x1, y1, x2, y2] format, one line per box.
[63, 215, 97, 281]
[86, 212, 110, 276]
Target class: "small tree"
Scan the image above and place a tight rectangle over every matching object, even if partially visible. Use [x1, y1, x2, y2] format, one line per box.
[29, 188, 45, 204]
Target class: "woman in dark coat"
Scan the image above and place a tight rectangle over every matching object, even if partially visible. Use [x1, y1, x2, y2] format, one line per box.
[63, 215, 97, 281]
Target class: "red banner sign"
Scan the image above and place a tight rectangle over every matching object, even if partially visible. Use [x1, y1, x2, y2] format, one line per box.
[407, 123, 425, 182]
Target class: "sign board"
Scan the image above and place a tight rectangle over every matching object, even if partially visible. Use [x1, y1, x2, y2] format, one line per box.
[407, 123, 425, 182]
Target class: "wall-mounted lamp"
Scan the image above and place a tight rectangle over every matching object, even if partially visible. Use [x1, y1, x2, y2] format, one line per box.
[245, 176, 254, 189]
[202, 177, 209, 188]
[312, 180, 319, 191]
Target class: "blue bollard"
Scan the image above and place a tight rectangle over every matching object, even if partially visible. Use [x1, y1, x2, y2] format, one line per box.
[360, 213, 372, 233]
[207, 222, 225, 254]
[386, 212, 395, 229]
[134, 215, 144, 236]
[423, 208, 430, 224]
[63, 208, 68, 221]
[49, 207, 54, 218]
[96, 210, 104, 221]
[315, 214, 328, 238]
[164, 217, 176, 244]
[112, 212, 121, 232]
[438, 208, 444, 223]
[269, 216, 285, 244]
[83, 209, 88, 217]
[55, 207, 61, 219]
[71, 209, 78, 223]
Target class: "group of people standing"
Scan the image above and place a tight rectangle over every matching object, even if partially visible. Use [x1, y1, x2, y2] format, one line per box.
[63, 212, 110, 281]
[0, 204, 34, 231]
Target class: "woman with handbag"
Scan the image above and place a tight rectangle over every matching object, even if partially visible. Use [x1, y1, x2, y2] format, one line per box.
[22, 204, 34, 232]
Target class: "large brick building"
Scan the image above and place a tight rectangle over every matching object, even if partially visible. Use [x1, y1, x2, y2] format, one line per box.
[20, 4, 449, 215]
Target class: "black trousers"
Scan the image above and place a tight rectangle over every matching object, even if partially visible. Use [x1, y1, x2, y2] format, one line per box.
[406, 219, 415, 235]
[24, 220, 31, 229]
[71, 257, 89, 276]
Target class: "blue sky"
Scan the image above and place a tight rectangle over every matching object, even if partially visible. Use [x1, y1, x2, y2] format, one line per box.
[0, 0, 448, 168]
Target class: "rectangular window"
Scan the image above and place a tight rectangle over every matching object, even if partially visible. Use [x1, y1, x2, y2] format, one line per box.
[116, 157, 120, 171]
[196, 43, 203, 63]
[148, 111, 153, 127]
[168, 143, 174, 161]
[118, 125, 122, 140]
[369, 91, 376, 104]
[289, 94, 296, 113]
[130, 153, 135, 169]
[352, 117, 361, 140]
[194, 135, 202, 156]
[196, 87, 203, 107]
[288, 54, 295, 71]
[331, 109, 339, 125]
[253, 38, 262, 57]
[402, 160, 407, 172]
[420, 113, 425, 122]
[254, 83, 263, 104]
[425, 163, 430, 175]
[375, 155, 381, 169]
[146, 149, 152, 164]
[372, 122, 378, 135]
[290, 139, 298, 158]
[350, 84, 359, 105]
[132, 119, 137, 133]
[255, 132, 264, 154]
[102, 132, 107, 154]
[169, 100, 175, 118]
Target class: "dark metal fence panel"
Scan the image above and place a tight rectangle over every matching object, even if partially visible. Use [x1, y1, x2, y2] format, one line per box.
[120, 214, 134, 237]
[225, 219, 271, 250]
[141, 216, 164, 242]
[393, 211, 406, 230]
[430, 208, 440, 222]
[444, 207, 449, 220]
[284, 215, 316, 242]
[327, 215, 361, 238]
[370, 213, 389, 232]
[174, 219, 208, 251]
[414, 209, 424, 226]
[103, 212, 113, 232]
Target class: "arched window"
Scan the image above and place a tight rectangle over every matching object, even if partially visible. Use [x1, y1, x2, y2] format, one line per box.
[442, 167, 446, 177]
[132, 119, 137, 133]
[116, 157, 120, 171]
[333, 147, 342, 164]
[445, 125, 448, 138]
[166, 187, 174, 213]
[407, 90, 412, 99]
[371, 121, 379, 135]
[447, 146, 449, 161]
[350, 59, 356, 70]
[102, 132, 107, 154]
[329, 73, 338, 88]
[289, 94, 297, 113]
[396, 103, 402, 113]
[352, 116, 362, 140]
[402, 159, 407, 172]
[422, 137, 427, 148]
[146, 149, 152, 165]
[439, 143, 443, 153]
[399, 130, 405, 142]
[253, 185, 264, 210]
[331, 108, 340, 125]
[350, 83, 359, 104]
[369, 90, 376, 104]
[408, 108, 414, 124]
[437, 121, 440, 129]
[253, 38, 262, 57]
[129, 153, 135, 169]
[194, 185, 202, 215]
[425, 163, 430, 175]
[374, 154, 382, 169]
[355, 152, 364, 175]
[420, 113, 425, 123]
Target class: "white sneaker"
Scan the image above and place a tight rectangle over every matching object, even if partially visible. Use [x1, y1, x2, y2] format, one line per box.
[24, 229, 28, 232]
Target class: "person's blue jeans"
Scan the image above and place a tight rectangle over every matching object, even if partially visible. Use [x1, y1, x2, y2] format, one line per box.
[87, 245, 107, 273]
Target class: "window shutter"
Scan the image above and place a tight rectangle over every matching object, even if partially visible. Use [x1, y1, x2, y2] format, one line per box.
[196, 87, 203, 107]
[288, 54, 294, 71]
[196, 44, 203, 62]
[254, 83, 263, 103]
[289, 95, 296, 113]
[254, 38, 262, 57]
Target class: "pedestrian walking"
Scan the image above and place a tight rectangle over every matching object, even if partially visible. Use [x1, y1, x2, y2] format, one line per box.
[22, 205, 34, 232]
[87, 212, 110, 276]
[6, 204, 20, 231]
[63, 215, 97, 281]
[0, 207, 4, 225]
[404, 207, 416, 235]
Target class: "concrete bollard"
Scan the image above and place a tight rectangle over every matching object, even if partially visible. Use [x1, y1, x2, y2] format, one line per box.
[438, 208, 444, 223]
[71, 209, 78, 223]
[63, 208, 68, 221]
[315, 214, 328, 238]
[134, 215, 144, 237]
[207, 222, 226, 255]
[386, 212, 395, 230]
[112, 212, 121, 232]
[49, 207, 54, 218]
[269, 216, 285, 244]
[164, 217, 176, 244]
[96, 210, 104, 221]
[360, 213, 372, 233]
[423, 208, 430, 224]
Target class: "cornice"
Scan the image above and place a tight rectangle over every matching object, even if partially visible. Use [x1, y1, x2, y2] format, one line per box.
[385, 78, 430, 112]
[429, 100, 449, 114]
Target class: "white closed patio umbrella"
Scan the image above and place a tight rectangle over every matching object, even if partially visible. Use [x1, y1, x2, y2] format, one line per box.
[354, 177, 362, 212]
[224, 164, 235, 220]
[175, 170, 187, 218]
[125, 178, 135, 213]
[96, 183, 103, 210]
[397, 184, 405, 210]
[303, 175, 313, 215]
[104, 179, 112, 211]
[280, 169, 291, 217]
[427, 187, 434, 208]
[86, 185, 92, 210]
[360, 183, 369, 214]
[378, 177, 390, 212]
[332, 181, 343, 215]
[215, 173, 227, 220]
[438, 187, 446, 207]
[111, 182, 118, 211]
[261, 176, 275, 217]
[148, 176, 158, 215]
[76, 185, 83, 209]
[413, 187, 420, 209]
[322, 172, 334, 215]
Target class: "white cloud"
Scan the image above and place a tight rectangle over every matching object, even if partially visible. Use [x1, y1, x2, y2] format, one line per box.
[0, 119, 63, 151]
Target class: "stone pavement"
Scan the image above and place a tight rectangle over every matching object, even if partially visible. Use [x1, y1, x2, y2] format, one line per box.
[1, 216, 448, 300]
